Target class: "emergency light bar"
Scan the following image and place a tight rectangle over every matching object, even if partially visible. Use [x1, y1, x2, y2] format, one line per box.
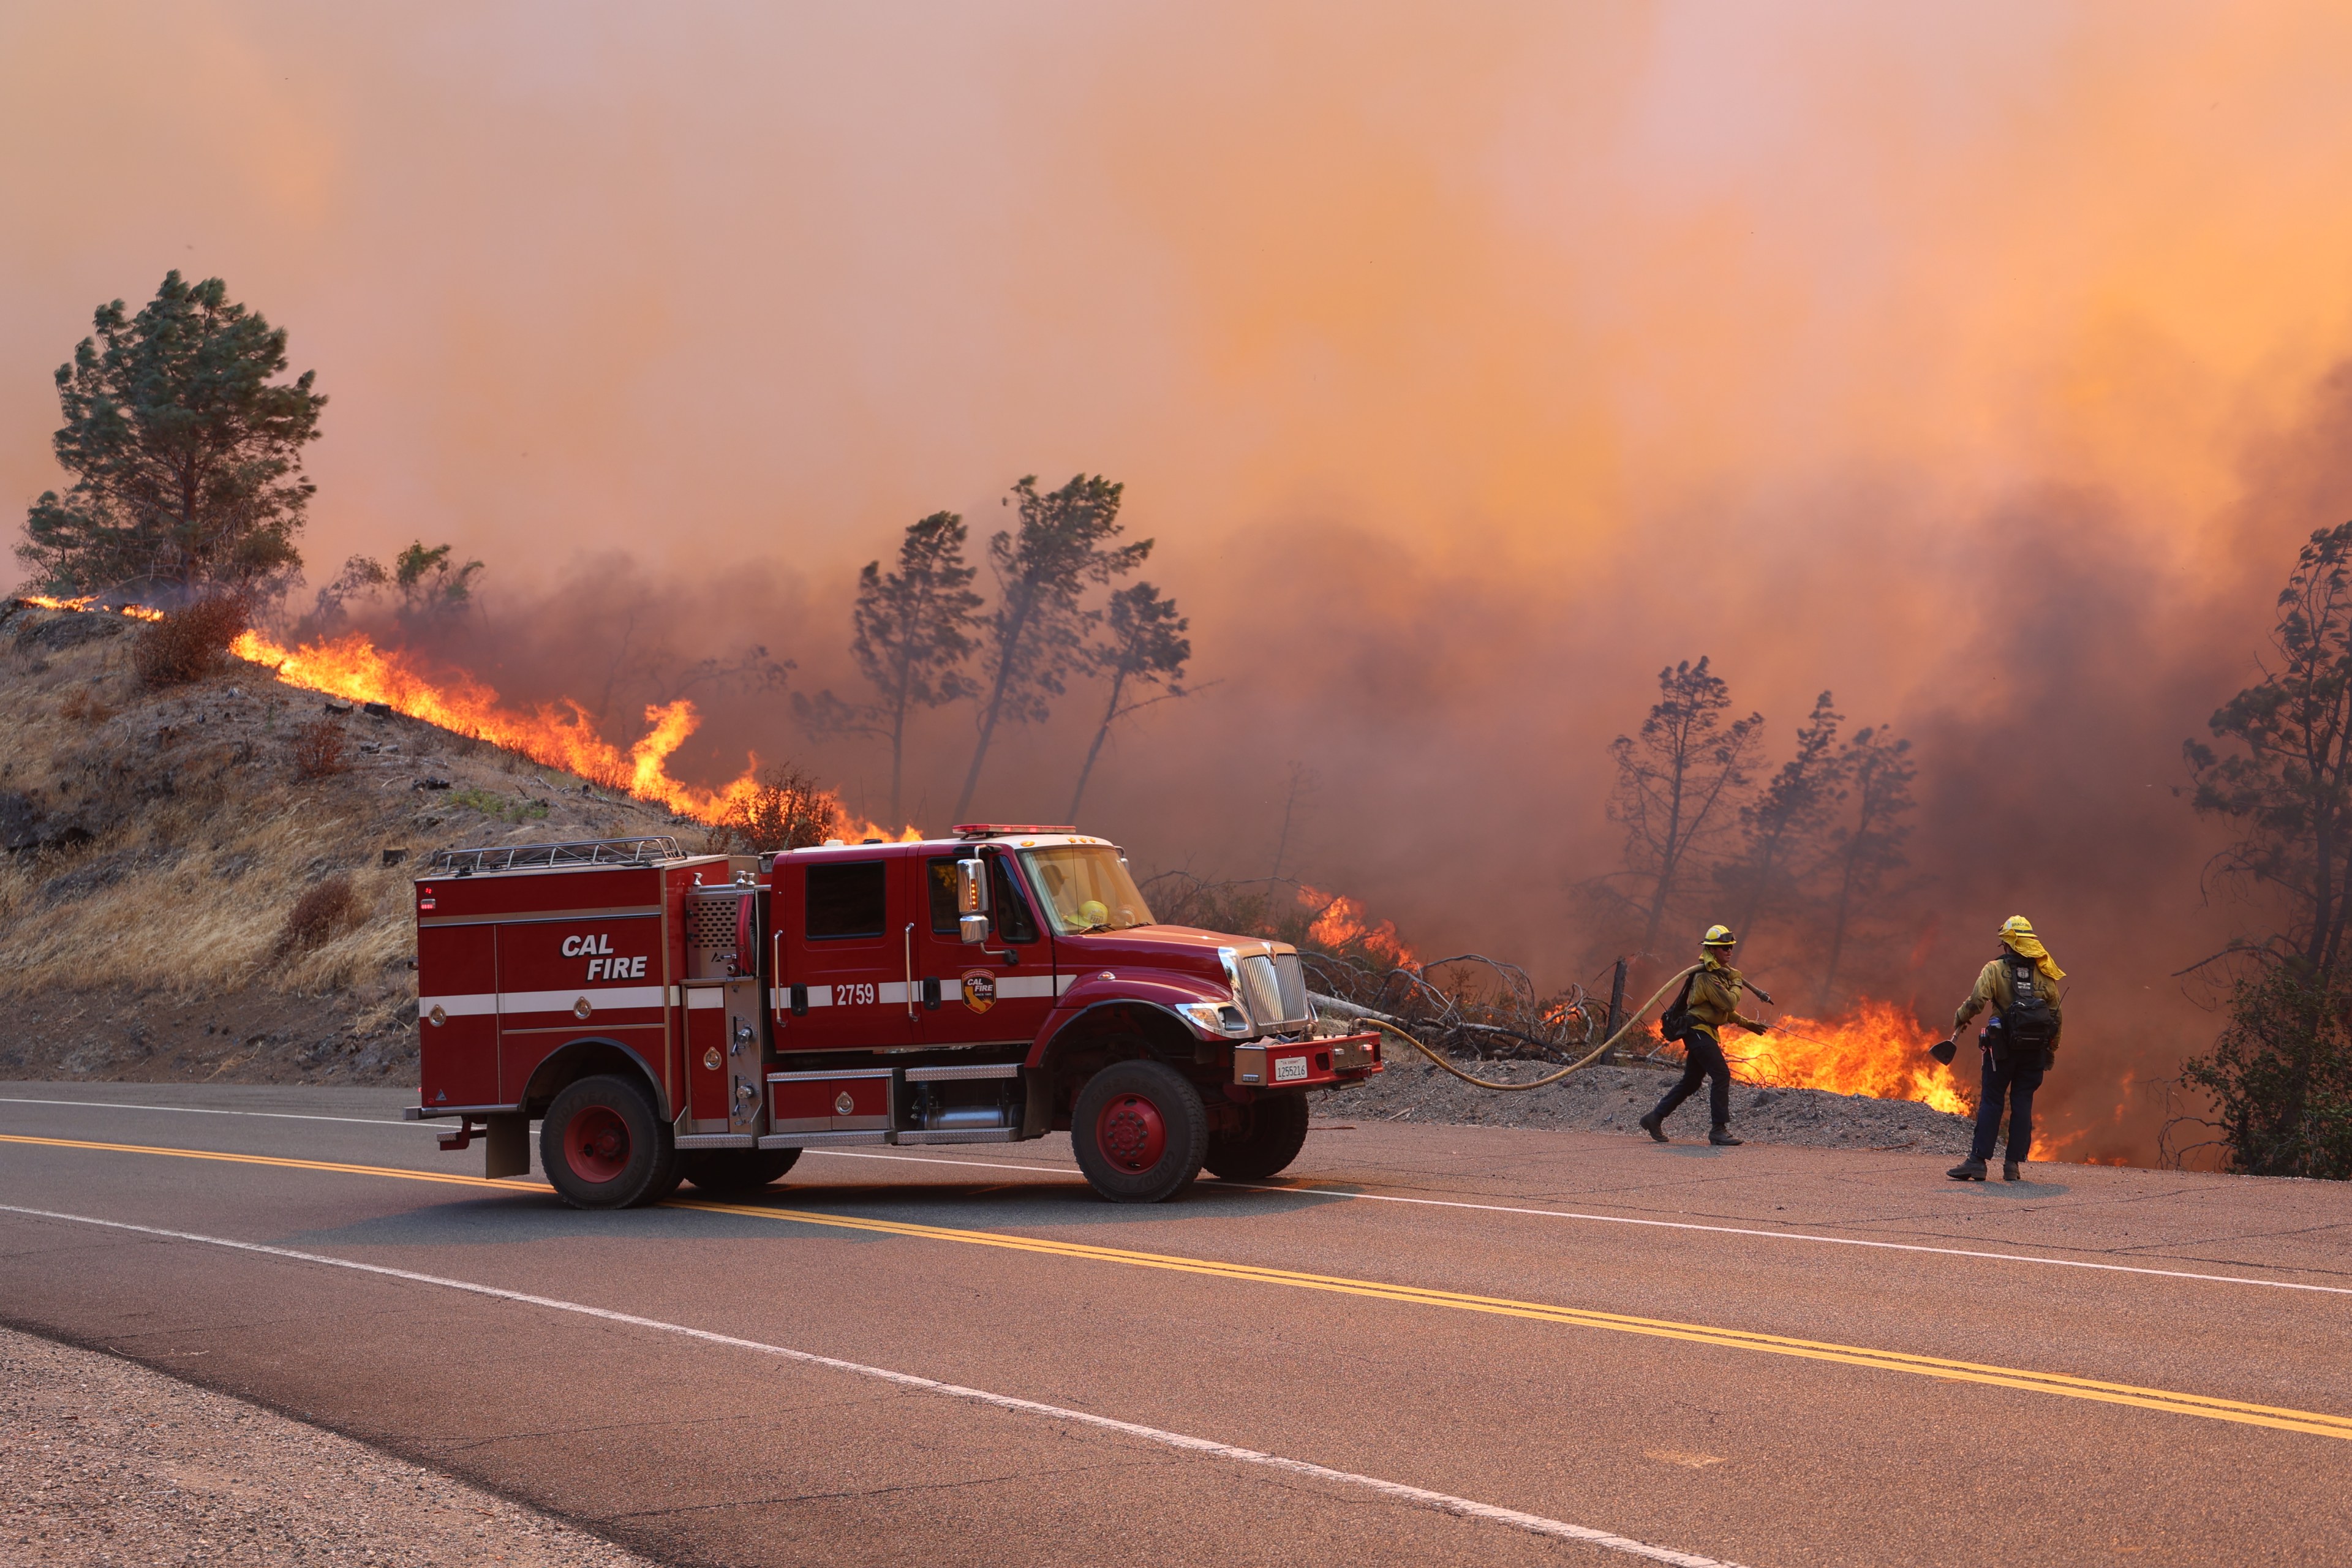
[951, 824, 1077, 839]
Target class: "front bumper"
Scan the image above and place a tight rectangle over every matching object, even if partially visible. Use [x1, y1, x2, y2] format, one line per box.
[1231, 1031, 1381, 1088]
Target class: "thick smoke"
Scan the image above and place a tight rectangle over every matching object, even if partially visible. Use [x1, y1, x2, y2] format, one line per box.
[10, 4, 2352, 1160]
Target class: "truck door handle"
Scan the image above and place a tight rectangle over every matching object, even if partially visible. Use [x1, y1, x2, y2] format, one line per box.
[904, 923, 916, 1019]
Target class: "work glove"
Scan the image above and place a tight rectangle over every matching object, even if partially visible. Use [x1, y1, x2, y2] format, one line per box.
[1744, 1020, 1770, 1036]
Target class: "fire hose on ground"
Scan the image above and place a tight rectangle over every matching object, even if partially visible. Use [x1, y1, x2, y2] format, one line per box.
[1309, 963, 1701, 1093]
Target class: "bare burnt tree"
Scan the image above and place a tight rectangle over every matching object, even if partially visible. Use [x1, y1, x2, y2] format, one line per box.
[1267, 760, 1317, 884]
[1718, 690, 1842, 953]
[1812, 723, 1917, 1011]
[1604, 657, 1763, 956]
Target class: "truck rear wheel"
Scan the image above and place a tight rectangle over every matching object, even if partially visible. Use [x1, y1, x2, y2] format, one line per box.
[542, 1075, 676, 1209]
[1203, 1090, 1311, 1182]
[1072, 1059, 1207, 1204]
[680, 1147, 802, 1194]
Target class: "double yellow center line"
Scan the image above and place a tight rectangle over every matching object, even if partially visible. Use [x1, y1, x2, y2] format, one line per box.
[9, 1132, 2351, 1441]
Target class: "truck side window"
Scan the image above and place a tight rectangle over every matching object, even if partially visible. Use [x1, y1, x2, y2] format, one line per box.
[806, 861, 887, 940]
[924, 858, 962, 934]
[989, 854, 1039, 944]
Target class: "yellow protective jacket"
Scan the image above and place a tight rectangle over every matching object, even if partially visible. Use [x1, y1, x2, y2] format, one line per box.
[1684, 958, 1763, 1041]
[1951, 948, 2064, 1053]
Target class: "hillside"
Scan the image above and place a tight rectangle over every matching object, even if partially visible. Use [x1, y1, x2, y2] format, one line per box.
[0, 600, 692, 1086]
[0, 598, 1980, 1156]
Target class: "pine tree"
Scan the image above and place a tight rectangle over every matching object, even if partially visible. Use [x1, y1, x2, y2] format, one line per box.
[1067, 581, 1190, 821]
[795, 511, 982, 826]
[17, 272, 324, 598]
[1813, 725, 1917, 1011]
[953, 475, 1149, 821]
[1719, 692, 1843, 949]
[1605, 658, 1764, 956]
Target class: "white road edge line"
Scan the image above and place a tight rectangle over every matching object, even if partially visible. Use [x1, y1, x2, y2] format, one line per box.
[0, 1097, 424, 1129]
[800, 1150, 2352, 1298]
[0, 1204, 1746, 1568]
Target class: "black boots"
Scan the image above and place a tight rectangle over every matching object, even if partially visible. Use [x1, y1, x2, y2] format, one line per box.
[1948, 1157, 1988, 1181]
[2003, 1161, 2022, 1182]
[1708, 1127, 1742, 1146]
[1639, 1110, 1668, 1143]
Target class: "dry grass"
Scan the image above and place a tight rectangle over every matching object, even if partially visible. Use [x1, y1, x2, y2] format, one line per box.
[278, 875, 358, 952]
[715, 763, 843, 851]
[0, 600, 685, 1077]
[290, 717, 350, 778]
[58, 688, 119, 723]
[133, 596, 250, 688]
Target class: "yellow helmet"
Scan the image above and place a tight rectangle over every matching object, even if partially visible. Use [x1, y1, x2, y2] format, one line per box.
[1999, 915, 2036, 942]
[1702, 924, 1738, 948]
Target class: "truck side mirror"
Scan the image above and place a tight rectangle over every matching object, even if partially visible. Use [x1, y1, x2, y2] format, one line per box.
[956, 857, 991, 944]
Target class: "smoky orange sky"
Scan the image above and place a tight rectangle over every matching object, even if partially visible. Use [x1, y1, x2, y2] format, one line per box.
[13, 4, 2352, 1162]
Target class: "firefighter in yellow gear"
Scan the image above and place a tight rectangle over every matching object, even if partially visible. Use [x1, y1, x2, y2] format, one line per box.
[1640, 925, 1768, 1147]
[1945, 915, 2065, 1184]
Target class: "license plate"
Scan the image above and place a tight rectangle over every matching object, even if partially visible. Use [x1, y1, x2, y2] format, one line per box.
[1273, 1055, 1309, 1082]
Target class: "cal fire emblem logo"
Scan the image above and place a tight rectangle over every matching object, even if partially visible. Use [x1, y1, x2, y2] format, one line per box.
[961, 969, 998, 1014]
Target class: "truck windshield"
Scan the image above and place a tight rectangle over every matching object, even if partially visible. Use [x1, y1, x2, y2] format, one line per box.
[1018, 846, 1156, 934]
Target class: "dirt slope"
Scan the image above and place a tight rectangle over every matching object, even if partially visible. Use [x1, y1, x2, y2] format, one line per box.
[0, 601, 692, 1087]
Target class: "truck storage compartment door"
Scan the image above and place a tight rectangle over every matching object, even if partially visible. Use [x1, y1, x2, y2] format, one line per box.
[684, 886, 767, 1135]
[912, 851, 1058, 1054]
[772, 853, 921, 1054]
[494, 913, 668, 1102]
[418, 921, 499, 1110]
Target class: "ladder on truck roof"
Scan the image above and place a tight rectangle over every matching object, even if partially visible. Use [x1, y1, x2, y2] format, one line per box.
[424, 835, 685, 875]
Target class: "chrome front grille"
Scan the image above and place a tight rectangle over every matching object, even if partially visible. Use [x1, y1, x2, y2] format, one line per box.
[1236, 954, 1284, 1031]
[1234, 948, 1312, 1033]
[1273, 951, 1308, 1022]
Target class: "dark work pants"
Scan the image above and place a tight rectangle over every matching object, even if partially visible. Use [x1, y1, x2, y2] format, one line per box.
[1969, 1050, 2045, 1163]
[1653, 1030, 1732, 1128]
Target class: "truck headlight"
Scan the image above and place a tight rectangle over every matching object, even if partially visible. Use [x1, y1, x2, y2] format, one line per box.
[1180, 1001, 1252, 1037]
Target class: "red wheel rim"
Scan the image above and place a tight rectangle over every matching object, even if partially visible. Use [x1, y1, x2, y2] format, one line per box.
[1098, 1092, 1167, 1174]
[565, 1104, 631, 1183]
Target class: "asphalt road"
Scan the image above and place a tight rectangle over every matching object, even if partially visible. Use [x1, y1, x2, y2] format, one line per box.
[2, 1084, 2348, 1568]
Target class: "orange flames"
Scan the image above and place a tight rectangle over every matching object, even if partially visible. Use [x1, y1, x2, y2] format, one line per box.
[227, 625, 775, 821]
[20, 594, 164, 622]
[1733, 999, 1972, 1117]
[17, 594, 929, 834]
[1300, 884, 1415, 965]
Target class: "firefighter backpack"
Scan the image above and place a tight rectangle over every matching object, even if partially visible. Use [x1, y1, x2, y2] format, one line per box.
[1658, 973, 1698, 1046]
[1996, 959, 2059, 1069]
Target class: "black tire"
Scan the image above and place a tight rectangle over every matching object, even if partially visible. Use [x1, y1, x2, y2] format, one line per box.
[1202, 1091, 1311, 1182]
[680, 1147, 802, 1194]
[1072, 1058, 1208, 1204]
[541, 1074, 676, 1209]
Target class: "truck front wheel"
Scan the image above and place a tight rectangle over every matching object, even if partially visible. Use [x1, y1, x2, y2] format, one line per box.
[680, 1147, 802, 1194]
[1072, 1060, 1207, 1204]
[1203, 1091, 1310, 1182]
[543, 1075, 677, 1209]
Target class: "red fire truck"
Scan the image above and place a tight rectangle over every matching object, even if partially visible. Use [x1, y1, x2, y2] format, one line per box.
[404, 828, 1380, 1205]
